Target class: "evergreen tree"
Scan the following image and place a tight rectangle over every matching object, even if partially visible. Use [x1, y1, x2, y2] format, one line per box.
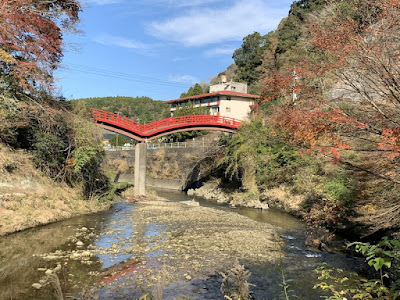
[233, 32, 267, 86]
[179, 83, 205, 98]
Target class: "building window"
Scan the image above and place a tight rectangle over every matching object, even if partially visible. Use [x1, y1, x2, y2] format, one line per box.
[227, 96, 231, 100]
[195, 99, 200, 105]
[211, 96, 218, 102]
[210, 107, 219, 115]
[232, 86, 236, 90]
[203, 98, 211, 104]
[226, 107, 231, 112]
[172, 104, 177, 108]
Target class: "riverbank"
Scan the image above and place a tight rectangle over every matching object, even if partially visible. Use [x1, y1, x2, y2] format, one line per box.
[187, 179, 298, 213]
[0, 144, 111, 236]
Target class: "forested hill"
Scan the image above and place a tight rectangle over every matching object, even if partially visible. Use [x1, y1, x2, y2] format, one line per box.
[71, 96, 169, 124]
[214, 0, 400, 248]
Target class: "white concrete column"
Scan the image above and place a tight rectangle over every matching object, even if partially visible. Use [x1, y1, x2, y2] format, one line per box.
[134, 142, 147, 196]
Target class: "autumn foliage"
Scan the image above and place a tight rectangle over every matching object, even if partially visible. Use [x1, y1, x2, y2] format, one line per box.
[259, 0, 400, 163]
[0, 0, 81, 90]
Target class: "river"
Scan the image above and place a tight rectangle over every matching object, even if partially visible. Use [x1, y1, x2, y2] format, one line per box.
[0, 189, 363, 299]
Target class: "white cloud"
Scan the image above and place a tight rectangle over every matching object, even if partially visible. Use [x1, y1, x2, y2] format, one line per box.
[87, 0, 122, 5]
[148, 0, 287, 46]
[94, 34, 150, 49]
[205, 47, 236, 56]
[169, 75, 199, 84]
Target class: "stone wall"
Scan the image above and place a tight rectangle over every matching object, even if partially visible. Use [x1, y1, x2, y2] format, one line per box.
[104, 146, 218, 190]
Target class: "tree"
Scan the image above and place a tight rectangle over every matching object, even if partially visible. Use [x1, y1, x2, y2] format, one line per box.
[71, 96, 168, 124]
[109, 135, 128, 146]
[180, 83, 205, 98]
[0, 0, 81, 91]
[258, 0, 400, 234]
[305, 0, 400, 157]
[233, 32, 267, 87]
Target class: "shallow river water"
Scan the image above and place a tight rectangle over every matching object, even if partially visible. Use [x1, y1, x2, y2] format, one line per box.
[0, 189, 363, 300]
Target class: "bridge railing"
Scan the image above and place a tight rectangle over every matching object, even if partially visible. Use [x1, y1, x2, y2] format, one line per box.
[91, 108, 141, 131]
[139, 114, 241, 133]
[91, 108, 241, 136]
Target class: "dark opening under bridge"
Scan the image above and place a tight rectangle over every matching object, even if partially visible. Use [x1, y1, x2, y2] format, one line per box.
[91, 108, 242, 142]
[91, 108, 242, 197]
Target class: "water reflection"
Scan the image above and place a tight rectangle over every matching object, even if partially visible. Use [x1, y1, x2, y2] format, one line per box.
[94, 204, 135, 269]
[0, 212, 107, 300]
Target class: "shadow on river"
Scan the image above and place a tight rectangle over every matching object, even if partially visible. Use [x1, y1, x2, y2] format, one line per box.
[0, 189, 364, 299]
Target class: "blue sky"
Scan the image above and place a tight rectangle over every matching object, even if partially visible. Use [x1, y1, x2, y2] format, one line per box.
[55, 0, 294, 101]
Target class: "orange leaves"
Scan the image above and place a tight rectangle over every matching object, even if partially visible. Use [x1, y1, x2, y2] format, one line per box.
[390, 0, 400, 6]
[271, 105, 357, 161]
[310, 19, 358, 55]
[379, 128, 400, 159]
[0, 0, 81, 90]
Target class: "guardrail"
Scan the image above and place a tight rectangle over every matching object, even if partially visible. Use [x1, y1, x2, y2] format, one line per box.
[104, 140, 210, 151]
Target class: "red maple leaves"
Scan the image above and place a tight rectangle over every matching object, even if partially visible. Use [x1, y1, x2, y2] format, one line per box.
[0, 0, 81, 89]
[260, 0, 400, 161]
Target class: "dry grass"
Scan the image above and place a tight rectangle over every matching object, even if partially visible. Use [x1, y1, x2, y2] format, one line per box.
[152, 265, 167, 300]
[261, 186, 306, 215]
[110, 158, 130, 173]
[220, 259, 252, 300]
[147, 151, 181, 180]
[0, 143, 110, 236]
[46, 273, 64, 300]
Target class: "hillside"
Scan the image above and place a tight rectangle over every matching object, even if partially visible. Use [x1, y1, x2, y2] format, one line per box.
[0, 143, 110, 235]
[210, 0, 400, 237]
[71, 96, 169, 124]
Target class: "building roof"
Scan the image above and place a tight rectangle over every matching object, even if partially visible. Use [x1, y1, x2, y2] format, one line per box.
[165, 90, 261, 104]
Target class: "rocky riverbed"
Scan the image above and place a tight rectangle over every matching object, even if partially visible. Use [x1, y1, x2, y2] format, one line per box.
[1, 191, 363, 300]
[28, 198, 280, 299]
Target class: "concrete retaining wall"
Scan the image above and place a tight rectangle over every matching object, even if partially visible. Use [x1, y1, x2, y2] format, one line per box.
[104, 146, 217, 191]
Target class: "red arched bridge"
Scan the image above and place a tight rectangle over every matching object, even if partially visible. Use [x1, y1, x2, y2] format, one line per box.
[91, 108, 242, 142]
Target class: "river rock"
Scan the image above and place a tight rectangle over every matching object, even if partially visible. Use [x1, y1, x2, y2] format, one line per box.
[125, 246, 134, 253]
[76, 240, 84, 247]
[54, 264, 62, 272]
[45, 269, 52, 275]
[185, 274, 192, 281]
[71, 252, 81, 259]
[32, 283, 42, 289]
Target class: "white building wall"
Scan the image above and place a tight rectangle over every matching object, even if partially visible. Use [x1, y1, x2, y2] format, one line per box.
[169, 95, 254, 120]
[219, 96, 253, 121]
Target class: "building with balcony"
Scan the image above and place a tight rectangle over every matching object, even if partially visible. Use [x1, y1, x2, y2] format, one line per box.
[165, 82, 260, 121]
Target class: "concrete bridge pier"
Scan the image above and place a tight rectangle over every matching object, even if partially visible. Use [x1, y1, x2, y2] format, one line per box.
[134, 142, 147, 196]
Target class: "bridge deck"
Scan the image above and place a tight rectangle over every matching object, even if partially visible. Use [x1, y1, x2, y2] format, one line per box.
[91, 108, 242, 141]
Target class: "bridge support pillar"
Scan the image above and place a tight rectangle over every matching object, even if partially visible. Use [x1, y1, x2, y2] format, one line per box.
[134, 142, 147, 196]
